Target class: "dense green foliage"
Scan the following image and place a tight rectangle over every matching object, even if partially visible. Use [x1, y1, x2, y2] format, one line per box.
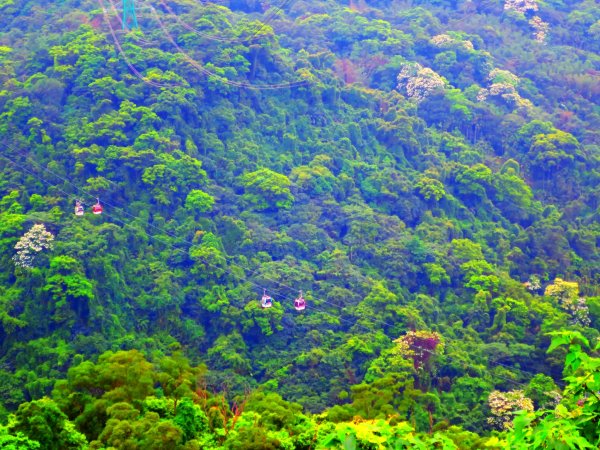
[0, 0, 599, 448]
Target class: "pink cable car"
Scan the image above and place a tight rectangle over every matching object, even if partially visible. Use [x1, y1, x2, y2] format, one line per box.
[92, 198, 103, 215]
[294, 290, 306, 311]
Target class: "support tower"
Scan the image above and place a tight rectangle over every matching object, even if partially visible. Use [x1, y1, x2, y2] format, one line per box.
[122, 0, 139, 30]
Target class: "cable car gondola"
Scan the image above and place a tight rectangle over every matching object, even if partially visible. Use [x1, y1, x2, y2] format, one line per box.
[260, 289, 273, 308]
[294, 290, 306, 311]
[74, 200, 84, 216]
[92, 198, 103, 215]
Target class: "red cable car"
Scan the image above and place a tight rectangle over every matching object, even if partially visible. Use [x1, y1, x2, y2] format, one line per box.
[92, 198, 103, 215]
[294, 290, 306, 311]
[261, 289, 273, 308]
[74, 200, 84, 216]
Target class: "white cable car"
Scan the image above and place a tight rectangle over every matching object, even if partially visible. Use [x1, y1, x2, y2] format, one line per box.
[74, 200, 84, 216]
[260, 289, 273, 308]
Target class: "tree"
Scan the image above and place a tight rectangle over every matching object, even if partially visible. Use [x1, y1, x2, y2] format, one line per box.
[185, 189, 215, 215]
[397, 62, 447, 102]
[545, 279, 590, 327]
[95, 403, 184, 450]
[394, 330, 444, 373]
[43, 256, 94, 325]
[454, 163, 492, 202]
[460, 260, 500, 293]
[0, 286, 26, 334]
[415, 177, 446, 201]
[241, 300, 284, 337]
[320, 419, 460, 449]
[12, 224, 54, 269]
[492, 165, 536, 223]
[506, 331, 600, 448]
[239, 168, 294, 211]
[142, 151, 207, 206]
[525, 374, 561, 410]
[423, 263, 450, 287]
[7, 398, 87, 450]
[174, 398, 209, 444]
[487, 390, 534, 430]
[189, 232, 227, 283]
[0, 429, 40, 450]
[53, 350, 155, 440]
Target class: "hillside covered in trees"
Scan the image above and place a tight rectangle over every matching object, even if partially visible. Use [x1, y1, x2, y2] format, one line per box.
[0, 0, 599, 448]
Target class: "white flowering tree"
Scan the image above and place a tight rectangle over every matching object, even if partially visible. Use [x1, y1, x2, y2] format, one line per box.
[477, 68, 533, 111]
[529, 16, 549, 43]
[396, 62, 447, 103]
[504, 0, 538, 14]
[12, 224, 54, 269]
[430, 34, 475, 52]
[523, 274, 542, 291]
[488, 390, 534, 429]
[544, 278, 590, 327]
[504, 0, 549, 42]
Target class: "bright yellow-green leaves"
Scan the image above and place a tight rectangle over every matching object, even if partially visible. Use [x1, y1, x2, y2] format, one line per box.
[239, 168, 294, 211]
[415, 176, 446, 201]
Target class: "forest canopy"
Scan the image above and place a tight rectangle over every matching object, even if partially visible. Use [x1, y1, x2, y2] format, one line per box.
[0, 0, 599, 448]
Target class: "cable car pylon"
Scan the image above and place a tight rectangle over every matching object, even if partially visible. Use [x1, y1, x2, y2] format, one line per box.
[123, 0, 139, 29]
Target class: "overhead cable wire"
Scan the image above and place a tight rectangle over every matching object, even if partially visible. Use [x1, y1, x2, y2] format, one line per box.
[144, 0, 308, 90]
[0, 150, 564, 389]
[0, 149, 326, 311]
[0, 152, 351, 337]
[98, 0, 183, 88]
[156, 0, 296, 44]
[6, 149, 337, 310]
[234, 0, 297, 43]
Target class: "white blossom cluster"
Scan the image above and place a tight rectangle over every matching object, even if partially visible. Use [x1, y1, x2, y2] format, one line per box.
[504, 0, 538, 14]
[397, 62, 446, 102]
[544, 279, 591, 327]
[12, 224, 54, 269]
[523, 274, 542, 291]
[562, 296, 591, 327]
[430, 34, 474, 51]
[504, 0, 549, 43]
[477, 68, 533, 111]
[487, 390, 534, 429]
[529, 16, 549, 43]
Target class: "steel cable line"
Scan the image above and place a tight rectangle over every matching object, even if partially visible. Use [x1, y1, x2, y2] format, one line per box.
[105, 0, 306, 90]
[0, 149, 534, 338]
[0, 149, 523, 334]
[144, 0, 308, 90]
[0, 152, 293, 302]
[0, 154, 354, 342]
[156, 0, 296, 44]
[4, 149, 302, 304]
[3, 153, 548, 391]
[0, 147, 326, 313]
[0, 151, 563, 389]
[2, 146, 561, 392]
[233, 0, 298, 43]
[98, 0, 183, 88]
